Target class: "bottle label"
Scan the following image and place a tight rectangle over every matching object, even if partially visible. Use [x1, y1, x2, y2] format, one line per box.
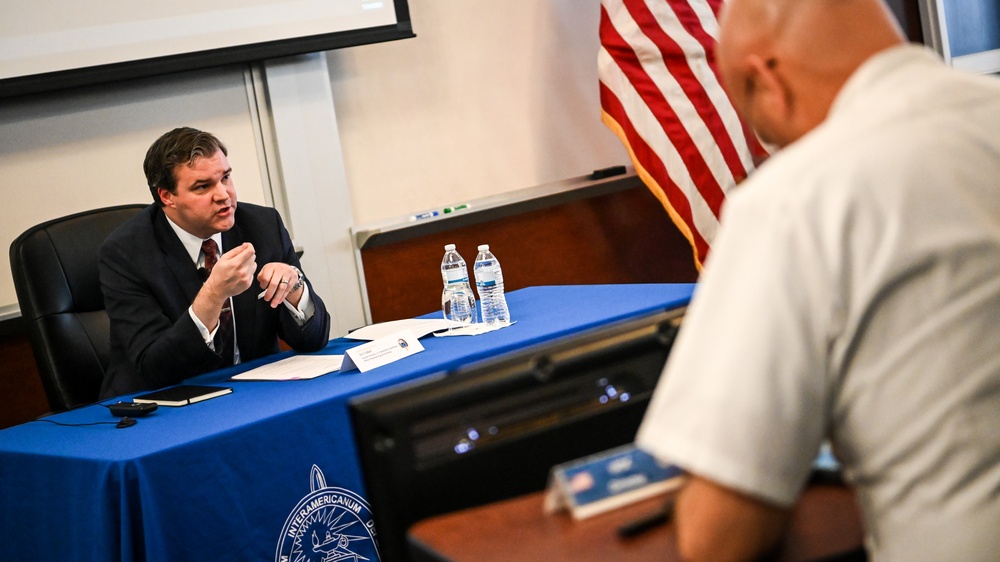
[476, 269, 497, 286]
[445, 269, 468, 283]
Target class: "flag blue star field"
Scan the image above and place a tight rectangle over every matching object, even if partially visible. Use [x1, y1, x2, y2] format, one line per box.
[599, 0, 766, 268]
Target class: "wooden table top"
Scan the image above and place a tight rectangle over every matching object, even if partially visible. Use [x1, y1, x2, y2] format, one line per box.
[408, 484, 865, 561]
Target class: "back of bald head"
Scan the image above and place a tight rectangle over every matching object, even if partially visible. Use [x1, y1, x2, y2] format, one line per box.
[718, 0, 905, 146]
[759, 0, 902, 73]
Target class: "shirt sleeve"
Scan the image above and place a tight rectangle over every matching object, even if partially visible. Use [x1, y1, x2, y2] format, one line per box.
[284, 283, 315, 325]
[188, 306, 217, 349]
[635, 188, 834, 507]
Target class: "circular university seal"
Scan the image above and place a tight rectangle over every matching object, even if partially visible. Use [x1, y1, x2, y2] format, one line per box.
[276, 465, 380, 562]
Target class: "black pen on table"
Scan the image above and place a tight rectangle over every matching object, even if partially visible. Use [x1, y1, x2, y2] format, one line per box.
[617, 495, 676, 539]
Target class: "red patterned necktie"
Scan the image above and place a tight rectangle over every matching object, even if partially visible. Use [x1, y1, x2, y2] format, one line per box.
[201, 239, 234, 364]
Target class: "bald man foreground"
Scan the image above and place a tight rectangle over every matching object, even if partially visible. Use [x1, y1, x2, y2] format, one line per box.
[635, 0, 1000, 560]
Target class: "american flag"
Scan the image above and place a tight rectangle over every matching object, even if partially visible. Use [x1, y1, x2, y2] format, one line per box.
[599, 0, 765, 268]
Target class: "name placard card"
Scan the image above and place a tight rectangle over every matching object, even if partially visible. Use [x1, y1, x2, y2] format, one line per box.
[341, 329, 424, 373]
[544, 443, 686, 520]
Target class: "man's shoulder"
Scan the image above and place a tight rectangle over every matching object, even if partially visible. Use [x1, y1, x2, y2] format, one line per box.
[233, 202, 284, 234]
[101, 204, 159, 251]
[235, 202, 278, 218]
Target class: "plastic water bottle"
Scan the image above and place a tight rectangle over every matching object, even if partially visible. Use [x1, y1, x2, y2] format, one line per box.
[473, 244, 510, 327]
[440, 244, 477, 325]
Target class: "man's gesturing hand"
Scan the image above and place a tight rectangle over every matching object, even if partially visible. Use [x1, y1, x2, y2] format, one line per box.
[211, 243, 257, 299]
[193, 242, 256, 331]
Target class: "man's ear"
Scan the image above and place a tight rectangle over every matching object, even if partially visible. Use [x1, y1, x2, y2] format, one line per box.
[157, 187, 175, 208]
[747, 54, 792, 122]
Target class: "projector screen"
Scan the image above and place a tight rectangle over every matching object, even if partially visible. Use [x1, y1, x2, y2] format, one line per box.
[0, 0, 413, 98]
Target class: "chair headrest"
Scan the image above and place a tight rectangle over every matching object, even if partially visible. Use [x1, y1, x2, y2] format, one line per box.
[11, 205, 146, 318]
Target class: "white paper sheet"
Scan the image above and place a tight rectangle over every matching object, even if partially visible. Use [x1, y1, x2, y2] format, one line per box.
[432, 320, 516, 337]
[345, 318, 466, 341]
[230, 354, 344, 381]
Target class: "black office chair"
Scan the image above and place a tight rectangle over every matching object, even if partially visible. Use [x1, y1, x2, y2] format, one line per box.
[10, 204, 146, 412]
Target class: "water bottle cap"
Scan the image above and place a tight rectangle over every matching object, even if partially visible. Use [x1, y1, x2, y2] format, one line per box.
[444, 244, 456, 251]
[478, 244, 489, 251]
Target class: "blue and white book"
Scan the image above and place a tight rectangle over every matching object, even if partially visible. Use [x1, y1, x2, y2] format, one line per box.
[544, 443, 686, 520]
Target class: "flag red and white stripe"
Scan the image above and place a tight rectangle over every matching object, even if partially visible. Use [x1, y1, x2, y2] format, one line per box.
[599, 0, 765, 268]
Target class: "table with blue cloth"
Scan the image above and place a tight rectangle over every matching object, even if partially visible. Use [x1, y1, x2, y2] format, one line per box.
[0, 284, 693, 561]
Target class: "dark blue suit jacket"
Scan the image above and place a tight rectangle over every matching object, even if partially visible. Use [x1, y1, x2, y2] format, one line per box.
[98, 203, 331, 398]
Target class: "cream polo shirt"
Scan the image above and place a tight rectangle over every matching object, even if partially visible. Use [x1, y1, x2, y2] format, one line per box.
[636, 45, 1000, 561]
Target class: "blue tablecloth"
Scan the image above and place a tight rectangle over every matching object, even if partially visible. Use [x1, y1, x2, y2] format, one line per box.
[0, 283, 693, 561]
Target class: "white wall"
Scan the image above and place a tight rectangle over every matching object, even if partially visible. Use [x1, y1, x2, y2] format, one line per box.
[0, 0, 629, 318]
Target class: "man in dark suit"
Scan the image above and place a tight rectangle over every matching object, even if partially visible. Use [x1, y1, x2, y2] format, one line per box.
[98, 127, 331, 398]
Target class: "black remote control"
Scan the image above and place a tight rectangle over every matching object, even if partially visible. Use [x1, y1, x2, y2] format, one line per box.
[109, 401, 158, 417]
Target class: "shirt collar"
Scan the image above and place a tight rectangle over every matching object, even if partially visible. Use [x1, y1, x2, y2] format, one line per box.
[163, 213, 223, 265]
[828, 44, 941, 119]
